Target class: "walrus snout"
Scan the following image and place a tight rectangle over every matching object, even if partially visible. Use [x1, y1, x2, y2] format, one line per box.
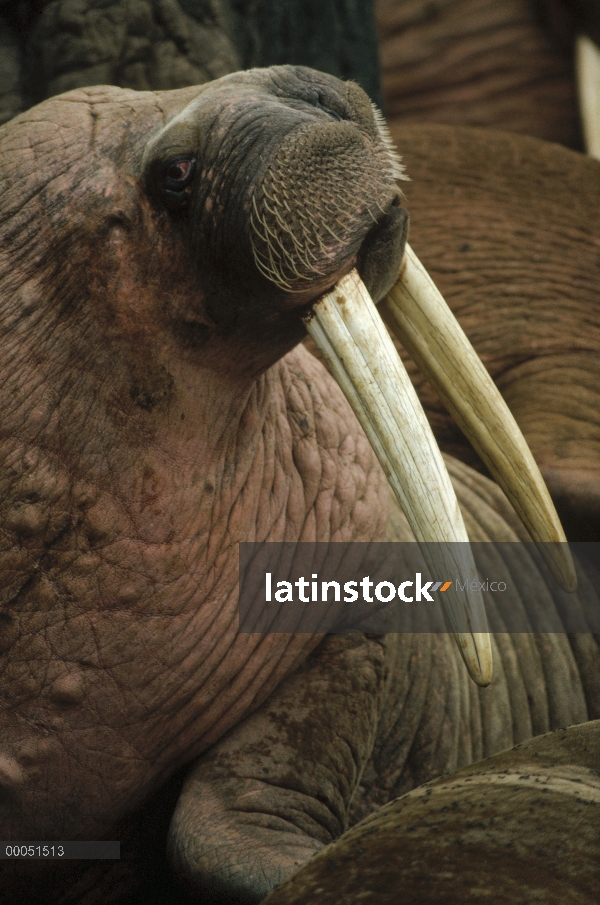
[246, 69, 406, 297]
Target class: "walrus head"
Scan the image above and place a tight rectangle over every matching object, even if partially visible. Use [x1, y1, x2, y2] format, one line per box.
[140, 66, 409, 360]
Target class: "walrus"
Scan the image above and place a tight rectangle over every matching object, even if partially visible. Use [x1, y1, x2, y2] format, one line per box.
[0, 65, 592, 904]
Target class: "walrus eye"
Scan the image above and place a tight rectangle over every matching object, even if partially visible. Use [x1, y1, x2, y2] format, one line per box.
[164, 156, 196, 191]
[153, 155, 196, 211]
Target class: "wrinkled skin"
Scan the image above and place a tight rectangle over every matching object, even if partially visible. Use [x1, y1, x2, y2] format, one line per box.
[386, 123, 600, 541]
[375, 0, 584, 150]
[1, 67, 599, 905]
[262, 720, 600, 905]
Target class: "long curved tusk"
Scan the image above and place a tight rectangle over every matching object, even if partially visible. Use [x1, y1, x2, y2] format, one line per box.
[303, 269, 493, 687]
[381, 243, 577, 592]
[576, 34, 600, 160]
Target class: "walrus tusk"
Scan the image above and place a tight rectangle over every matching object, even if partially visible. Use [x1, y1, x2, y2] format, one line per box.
[576, 34, 600, 159]
[381, 243, 577, 593]
[303, 269, 493, 687]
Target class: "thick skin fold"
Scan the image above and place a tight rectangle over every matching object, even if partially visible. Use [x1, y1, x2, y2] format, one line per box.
[304, 269, 492, 686]
[381, 244, 577, 593]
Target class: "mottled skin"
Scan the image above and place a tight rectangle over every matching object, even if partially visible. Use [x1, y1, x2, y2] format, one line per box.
[0, 68, 599, 905]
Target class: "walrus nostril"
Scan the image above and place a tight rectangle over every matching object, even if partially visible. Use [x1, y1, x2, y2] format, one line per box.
[315, 91, 342, 121]
[300, 89, 344, 121]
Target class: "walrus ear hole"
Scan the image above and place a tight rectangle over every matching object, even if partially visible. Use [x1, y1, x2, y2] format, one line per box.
[153, 155, 197, 211]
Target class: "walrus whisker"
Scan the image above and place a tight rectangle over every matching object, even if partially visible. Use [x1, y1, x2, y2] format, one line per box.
[259, 214, 284, 248]
[268, 234, 303, 276]
[251, 207, 320, 290]
[250, 208, 290, 289]
[315, 221, 345, 245]
[249, 210, 271, 250]
[273, 225, 305, 261]
[265, 205, 305, 248]
[370, 103, 409, 184]
[263, 201, 287, 230]
[251, 241, 295, 290]
[269, 222, 321, 278]
[265, 222, 320, 277]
